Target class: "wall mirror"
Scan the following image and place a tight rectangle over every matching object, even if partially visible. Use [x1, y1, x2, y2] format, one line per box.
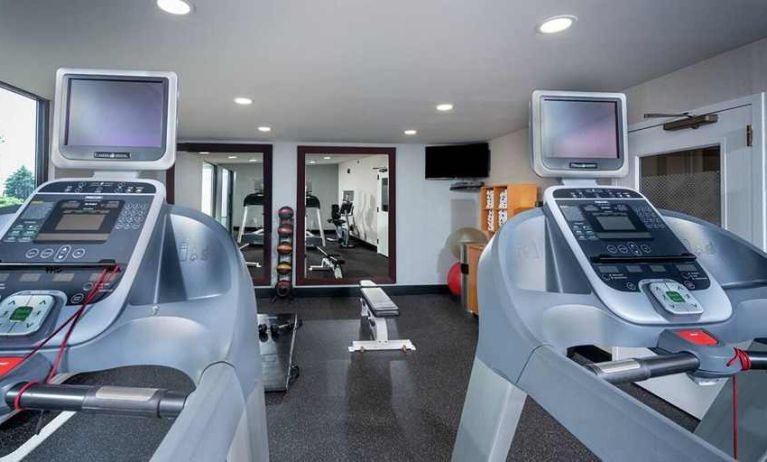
[171, 143, 273, 286]
[296, 146, 396, 285]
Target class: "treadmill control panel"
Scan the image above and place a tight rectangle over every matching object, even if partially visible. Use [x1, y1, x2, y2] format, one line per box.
[0, 293, 54, 336]
[552, 187, 711, 293]
[0, 181, 156, 307]
[646, 280, 703, 315]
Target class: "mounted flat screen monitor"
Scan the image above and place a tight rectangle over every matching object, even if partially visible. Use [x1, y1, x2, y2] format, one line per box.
[530, 90, 628, 178]
[425, 143, 490, 179]
[52, 68, 178, 171]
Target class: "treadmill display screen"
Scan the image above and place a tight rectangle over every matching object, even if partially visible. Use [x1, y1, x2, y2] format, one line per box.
[595, 216, 635, 231]
[36, 199, 123, 242]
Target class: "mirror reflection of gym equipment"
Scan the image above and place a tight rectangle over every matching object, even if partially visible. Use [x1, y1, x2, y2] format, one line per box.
[172, 144, 273, 286]
[297, 147, 396, 285]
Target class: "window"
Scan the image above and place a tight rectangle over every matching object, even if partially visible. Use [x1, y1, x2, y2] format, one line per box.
[640, 147, 721, 225]
[201, 162, 215, 216]
[0, 81, 48, 208]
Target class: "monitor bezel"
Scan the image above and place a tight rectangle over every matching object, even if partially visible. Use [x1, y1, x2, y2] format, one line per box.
[52, 68, 177, 171]
[530, 90, 628, 178]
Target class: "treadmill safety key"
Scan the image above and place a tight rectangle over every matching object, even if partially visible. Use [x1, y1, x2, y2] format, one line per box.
[0, 294, 54, 336]
[647, 281, 703, 315]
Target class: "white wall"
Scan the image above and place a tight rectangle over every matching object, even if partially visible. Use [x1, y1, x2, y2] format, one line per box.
[486, 38, 767, 196]
[261, 142, 478, 286]
[337, 154, 387, 246]
[229, 163, 264, 229]
[624, 37, 767, 124]
[487, 129, 556, 195]
[174, 151, 204, 210]
[305, 164, 338, 229]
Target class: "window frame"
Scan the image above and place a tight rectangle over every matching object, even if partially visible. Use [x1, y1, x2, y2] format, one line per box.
[0, 80, 50, 188]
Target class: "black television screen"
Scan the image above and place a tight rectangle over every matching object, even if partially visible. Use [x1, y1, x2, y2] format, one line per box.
[425, 143, 490, 179]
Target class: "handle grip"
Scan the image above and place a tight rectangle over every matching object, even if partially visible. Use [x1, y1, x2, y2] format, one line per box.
[585, 352, 699, 384]
[5, 382, 187, 418]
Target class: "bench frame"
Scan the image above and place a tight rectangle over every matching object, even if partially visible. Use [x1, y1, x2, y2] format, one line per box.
[348, 282, 415, 352]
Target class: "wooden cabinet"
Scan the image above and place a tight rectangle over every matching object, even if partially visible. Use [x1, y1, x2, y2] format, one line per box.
[480, 183, 538, 236]
[466, 243, 486, 315]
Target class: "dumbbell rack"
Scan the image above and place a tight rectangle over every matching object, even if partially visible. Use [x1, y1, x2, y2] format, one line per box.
[275, 207, 294, 299]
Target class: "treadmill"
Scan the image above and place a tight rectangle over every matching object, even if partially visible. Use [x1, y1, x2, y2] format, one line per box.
[0, 68, 269, 461]
[453, 90, 767, 461]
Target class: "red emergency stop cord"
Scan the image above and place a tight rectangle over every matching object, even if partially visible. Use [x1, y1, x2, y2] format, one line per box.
[727, 348, 751, 459]
[5, 265, 120, 410]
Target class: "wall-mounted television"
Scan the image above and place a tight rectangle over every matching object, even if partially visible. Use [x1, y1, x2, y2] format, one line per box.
[425, 143, 490, 179]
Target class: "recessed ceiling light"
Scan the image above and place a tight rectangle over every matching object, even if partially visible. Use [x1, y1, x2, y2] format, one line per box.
[249, 158, 259, 162]
[156, 0, 192, 15]
[404, 129, 417, 136]
[309, 160, 317, 164]
[199, 151, 209, 154]
[234, 97, 253, 105]
[228, 155, 237, 159]
[436, 103, 454, 112]
[258, 126, 271, 132]
[323, 156, 332, 160]
[538, 15, 577, 34]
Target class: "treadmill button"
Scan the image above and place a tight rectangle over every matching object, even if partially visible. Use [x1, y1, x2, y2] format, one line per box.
[72, 248, 86, 259]
[675, 329, 718, 346]
[25, 248, 40, 259]
[55, 245, 72, 261]
[40, 248, 55, 259]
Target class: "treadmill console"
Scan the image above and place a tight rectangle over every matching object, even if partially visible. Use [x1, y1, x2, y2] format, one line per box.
[551, 188, 710, 293]
[545, 186, 729, 324]
[0, 180, 162, 338]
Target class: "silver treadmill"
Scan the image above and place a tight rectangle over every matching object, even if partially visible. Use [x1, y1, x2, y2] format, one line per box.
[453, 90, 767, 461]
[0, 68, 269, 461]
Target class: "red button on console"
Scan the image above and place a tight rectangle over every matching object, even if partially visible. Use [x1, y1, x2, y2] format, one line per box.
[0, 357, 23, 376]
[676, 329, 718, 346]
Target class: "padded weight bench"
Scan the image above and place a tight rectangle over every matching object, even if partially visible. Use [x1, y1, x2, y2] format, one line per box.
[348, 280, 416, 352]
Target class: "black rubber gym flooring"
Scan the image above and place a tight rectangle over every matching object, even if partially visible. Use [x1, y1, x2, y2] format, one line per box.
[305, 239, 389, 279]
[259, 294, 697, 461]
[0, 293, 697, 461]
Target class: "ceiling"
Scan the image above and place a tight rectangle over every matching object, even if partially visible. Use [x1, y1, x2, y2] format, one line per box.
[2, 0, 767, 144]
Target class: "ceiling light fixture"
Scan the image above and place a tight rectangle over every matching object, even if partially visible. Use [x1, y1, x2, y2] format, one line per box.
[199, 151, 209, 154]
[436, 103, 454, 112]
[228, 155, 237, 159]
[249, 158, 258, 162]
[309, 160, 317, 164]
[537, 15, 577, 34]
[156, 0, 192, 15]
[258, 126, 271, 132]
[234, 97, 253, 105]
[404, 129, 417, 136]
[323, 156, 332, 160]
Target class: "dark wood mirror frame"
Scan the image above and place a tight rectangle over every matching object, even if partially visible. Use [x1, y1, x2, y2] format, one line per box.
[168, 142, 273, 286]
[296, 145, 396, 286]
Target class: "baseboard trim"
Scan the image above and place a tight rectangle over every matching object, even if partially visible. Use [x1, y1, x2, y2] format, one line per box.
[255, 284, 449, 298]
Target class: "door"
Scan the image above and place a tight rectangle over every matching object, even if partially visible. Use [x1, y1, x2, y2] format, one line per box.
[618, 96, 764, 249]
[377, 170, 389, 256]
[614, 94, 765, 419]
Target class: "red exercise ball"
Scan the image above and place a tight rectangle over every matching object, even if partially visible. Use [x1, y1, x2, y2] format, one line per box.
[447, 262, 462, 296]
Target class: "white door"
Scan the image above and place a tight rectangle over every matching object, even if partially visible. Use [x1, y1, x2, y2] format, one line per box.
[614, 94, 765, 419]
[617, 94, 765, 249]
[376, 170, 389, 257]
